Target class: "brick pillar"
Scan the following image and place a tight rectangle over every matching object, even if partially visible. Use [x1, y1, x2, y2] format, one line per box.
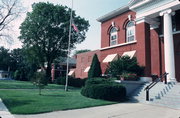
[136, 22, 151, 76]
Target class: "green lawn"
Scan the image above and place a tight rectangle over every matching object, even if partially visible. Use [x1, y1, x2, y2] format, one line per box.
[0, 80, 72, 89]
[0, 80, 117, 114]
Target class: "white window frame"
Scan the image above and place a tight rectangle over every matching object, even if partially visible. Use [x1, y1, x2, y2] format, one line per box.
[126, 21, 135, 43]
[110, 27, 118, 46]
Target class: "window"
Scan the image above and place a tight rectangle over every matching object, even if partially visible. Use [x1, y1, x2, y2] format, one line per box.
[110, 27, 118, 46]
[126, 21, 135, 42]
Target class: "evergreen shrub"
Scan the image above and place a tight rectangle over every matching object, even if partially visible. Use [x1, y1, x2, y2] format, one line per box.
[81, 78, 126, 101]
[88, 54, 102, 78]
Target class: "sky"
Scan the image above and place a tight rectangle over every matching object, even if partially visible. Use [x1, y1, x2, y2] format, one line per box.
[2, 0, 130, 51]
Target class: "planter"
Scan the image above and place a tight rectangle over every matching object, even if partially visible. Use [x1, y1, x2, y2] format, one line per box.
[140, 77, 152, 82]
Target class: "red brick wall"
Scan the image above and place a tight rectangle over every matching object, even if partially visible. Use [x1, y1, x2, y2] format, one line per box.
[101, 11, 136, 48]
[100, 43, 137, 74]
[136, 22, 151, 76]
[75, 50, 100, 79]
[150, 29, 161, 76]
[100, 11, 152, 77]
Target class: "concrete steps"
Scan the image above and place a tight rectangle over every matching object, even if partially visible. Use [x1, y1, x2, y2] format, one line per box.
[129, 82, 180, 109]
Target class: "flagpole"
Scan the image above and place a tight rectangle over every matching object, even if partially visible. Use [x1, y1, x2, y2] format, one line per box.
[65, 0, 73, 91]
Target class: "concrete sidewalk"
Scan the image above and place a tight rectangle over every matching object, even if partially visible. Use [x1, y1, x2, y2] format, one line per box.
[14, 103, 180, 118]
[0, 98, 15, 118]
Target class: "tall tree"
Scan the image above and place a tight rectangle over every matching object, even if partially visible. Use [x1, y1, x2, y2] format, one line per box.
[0, 0, 24, 39]
[88, 54, 102, 78]
[0, 46, 11, 71]
[19, 2, 90, 82]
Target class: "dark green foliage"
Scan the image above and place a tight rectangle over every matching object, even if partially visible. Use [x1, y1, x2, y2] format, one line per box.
[11, 48, 39, 81]
[88, 54, 102, 78]
[107, 56, 144, 78]
[81, 78, 126, 101]
[85, 78, 115, 86]
[19, 2, 90, 82]
[55, 77, 87, 88]
[0, 47, 13, 71]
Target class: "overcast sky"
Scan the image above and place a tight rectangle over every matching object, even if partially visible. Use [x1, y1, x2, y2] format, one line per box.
[2, 0, 130, 51]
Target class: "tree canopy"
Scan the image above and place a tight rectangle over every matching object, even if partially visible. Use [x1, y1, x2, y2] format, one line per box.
[19, 2, 90, 82]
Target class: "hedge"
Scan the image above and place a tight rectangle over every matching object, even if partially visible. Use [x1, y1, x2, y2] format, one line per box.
[55, 76, 87, 88]
[81, 78, 126, 101]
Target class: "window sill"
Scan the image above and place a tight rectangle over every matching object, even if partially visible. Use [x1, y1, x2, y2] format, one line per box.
[100, 41, 137, 51]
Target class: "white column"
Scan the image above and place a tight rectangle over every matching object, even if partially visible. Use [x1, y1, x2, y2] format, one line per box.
[160, 9, 176, 82]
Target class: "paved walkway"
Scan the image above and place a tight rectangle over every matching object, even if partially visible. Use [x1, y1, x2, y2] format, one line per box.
[0, 99, 15, 118]
[14, 103, 180, 118]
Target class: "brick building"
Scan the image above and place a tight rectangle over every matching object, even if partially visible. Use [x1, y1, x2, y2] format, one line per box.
[74, 0, 180, 82]
[74, 50, 100, 79]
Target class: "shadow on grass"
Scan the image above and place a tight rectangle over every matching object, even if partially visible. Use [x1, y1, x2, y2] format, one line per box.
[3, 98, 35, 108]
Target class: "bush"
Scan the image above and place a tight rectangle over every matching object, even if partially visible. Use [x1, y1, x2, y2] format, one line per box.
[81, 78, 126, 101]
[55, 76, 87, 88]
[107, 56, 144, 78]
[85, 78, 115, 86]
[121, 72, 139, 81]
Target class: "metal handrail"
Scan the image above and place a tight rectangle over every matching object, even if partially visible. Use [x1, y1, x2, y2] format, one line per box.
[144, 72, 168, 101]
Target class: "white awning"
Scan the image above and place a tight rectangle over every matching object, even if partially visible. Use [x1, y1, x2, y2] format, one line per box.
[122, 50, 136, 59]
[84, 66, 90, 72]
[103, 54, 118, 63]
[68, 70, 75, 76]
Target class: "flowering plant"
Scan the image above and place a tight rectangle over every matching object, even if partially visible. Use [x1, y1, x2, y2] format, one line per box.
[120, 72, 138, 81]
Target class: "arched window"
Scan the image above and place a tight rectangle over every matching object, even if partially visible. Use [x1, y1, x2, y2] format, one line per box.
[126, 21, 135, 42]
[110, 27, 118, 46]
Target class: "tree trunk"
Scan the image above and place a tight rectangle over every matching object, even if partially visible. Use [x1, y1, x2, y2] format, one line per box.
[46, 61, 52, 83]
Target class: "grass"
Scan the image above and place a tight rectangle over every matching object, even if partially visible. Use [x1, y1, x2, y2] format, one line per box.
[0, 80, 117, 114]
[0, 80, 74, 89]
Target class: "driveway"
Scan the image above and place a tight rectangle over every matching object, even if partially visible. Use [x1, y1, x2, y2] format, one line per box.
[14, 103, 180, 118]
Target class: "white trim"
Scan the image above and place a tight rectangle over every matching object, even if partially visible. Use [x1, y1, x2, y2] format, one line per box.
[136, 0, 180, 19]
[100, 41, 137, 51]
[159, 9, 173, 16]
[130, 0, 153, 10]
[159, 30, 180, 37]
[136, 17, 160, 25]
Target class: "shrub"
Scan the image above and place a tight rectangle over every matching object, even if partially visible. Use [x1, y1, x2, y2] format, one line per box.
[88, 54, 102, 78]
[107, 56, 144, 78]
[121, 72, 139, 81]
[81, 78, 126, 101]
[85, 78, 114, 86]
[55, 76, 87, 88]
[32, 71, 47, 95]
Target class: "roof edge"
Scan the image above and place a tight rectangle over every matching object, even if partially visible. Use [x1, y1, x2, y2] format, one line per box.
[97, 5, 129, 23]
